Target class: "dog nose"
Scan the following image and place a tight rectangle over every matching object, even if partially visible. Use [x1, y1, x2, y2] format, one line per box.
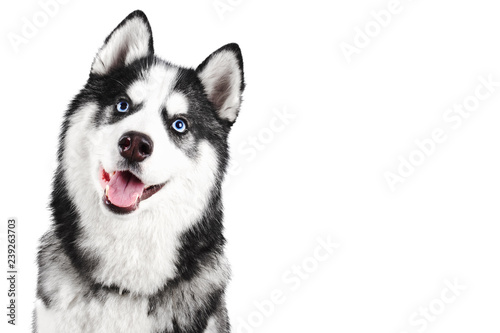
[118, 131, 154, 163]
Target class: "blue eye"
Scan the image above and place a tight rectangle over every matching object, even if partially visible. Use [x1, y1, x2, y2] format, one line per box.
[172, 119, 187, 133]
[116, 101, 129, 112]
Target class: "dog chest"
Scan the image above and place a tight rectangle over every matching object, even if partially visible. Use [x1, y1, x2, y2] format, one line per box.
[35, 291, 168, 333]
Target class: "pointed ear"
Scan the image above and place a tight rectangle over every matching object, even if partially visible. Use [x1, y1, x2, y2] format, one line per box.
[196, 43, 245, 123]
[91, 10, 154, 75]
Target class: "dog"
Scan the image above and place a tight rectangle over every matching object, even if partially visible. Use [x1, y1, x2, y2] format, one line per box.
[34, 10, 244, 333]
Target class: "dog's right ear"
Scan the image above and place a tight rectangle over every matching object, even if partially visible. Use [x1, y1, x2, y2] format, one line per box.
[91, 10, 154, 75]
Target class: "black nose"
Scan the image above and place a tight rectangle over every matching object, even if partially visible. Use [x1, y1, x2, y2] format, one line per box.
[118, 131, 153, 163]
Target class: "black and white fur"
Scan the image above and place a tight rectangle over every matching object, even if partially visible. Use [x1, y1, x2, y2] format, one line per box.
[34, 10, 244, 333]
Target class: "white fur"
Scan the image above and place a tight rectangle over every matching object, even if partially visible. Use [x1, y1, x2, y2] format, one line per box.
[166, 91, 189, 116]
[127, 65, 178, 111]
[61, 64, 220, 295]
[203, 317, 218, 333]
[36, 241, 155, 332]
[91, 16, 151, 75]
[36, 299, 57, 332]
[197, 51, 242, 122]
[36, 295, 154, 333]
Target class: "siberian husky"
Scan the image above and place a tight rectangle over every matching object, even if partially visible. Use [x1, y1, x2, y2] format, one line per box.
[34, 10, 244, 333]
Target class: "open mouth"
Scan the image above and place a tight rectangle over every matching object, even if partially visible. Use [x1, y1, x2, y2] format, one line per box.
[99, 166, 166, 214]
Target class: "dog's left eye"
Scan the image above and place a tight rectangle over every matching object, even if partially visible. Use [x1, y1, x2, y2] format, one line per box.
[116, 101, 129, 113]
[172, 119, 187, 133]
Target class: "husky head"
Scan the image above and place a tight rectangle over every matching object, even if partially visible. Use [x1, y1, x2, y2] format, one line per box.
[62, 10, 243, 216]
[52, 11, 244, 294]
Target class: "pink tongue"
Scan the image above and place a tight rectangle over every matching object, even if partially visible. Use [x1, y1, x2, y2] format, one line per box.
[107, 171, 145, 208]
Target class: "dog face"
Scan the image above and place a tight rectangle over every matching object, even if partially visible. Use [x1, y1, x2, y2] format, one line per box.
[62, 11, 244, 219]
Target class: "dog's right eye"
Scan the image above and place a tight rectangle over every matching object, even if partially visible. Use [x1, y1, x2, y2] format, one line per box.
[116, 101, 129, 113]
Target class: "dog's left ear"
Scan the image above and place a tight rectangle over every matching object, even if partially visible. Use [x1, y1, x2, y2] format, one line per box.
[196, 43, 245, 124]
[91, 10, 154, 75]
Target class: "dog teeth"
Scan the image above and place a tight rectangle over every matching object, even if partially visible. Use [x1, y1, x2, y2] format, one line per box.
[134, 194, 139, 204]
[105, 185, 110, 197]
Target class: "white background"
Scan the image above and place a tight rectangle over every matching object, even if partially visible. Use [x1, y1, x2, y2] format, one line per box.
[1, 0, 500, 332]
